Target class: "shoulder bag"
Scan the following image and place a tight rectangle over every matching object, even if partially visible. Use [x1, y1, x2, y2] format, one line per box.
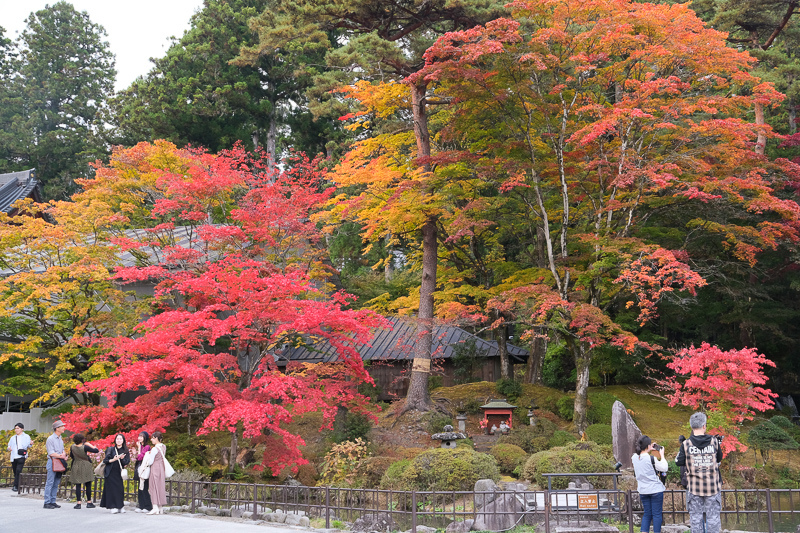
[159, 445, 175, 478]
[94, 460, 106, 477]
[52, 457, 67, 473]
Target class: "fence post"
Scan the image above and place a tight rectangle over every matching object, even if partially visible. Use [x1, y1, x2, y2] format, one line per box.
[544, 490, 550, 533]
[253, 481, 259, 520]
[325, 486, 331, 529]
[765, 488, 775, 533]
[191, 481, 196, 513]
[626, 490, 634, 533]
[412, 491, 417, 533]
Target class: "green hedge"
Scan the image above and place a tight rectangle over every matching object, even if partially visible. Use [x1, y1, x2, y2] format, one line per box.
[489, 443, 529, 475]
[522, 442, 615, 489]
[381, 448, 499, 491]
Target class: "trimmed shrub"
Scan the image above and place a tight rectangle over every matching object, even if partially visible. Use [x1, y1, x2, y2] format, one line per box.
[498, 418, 558, 454]
[770, 416, 800, 441]
[489, 443, 529, 475]
[397, 447, 499, 491]
[548, 430, 577, 448]
[380, 459, 412, 490]
[352, 456, 396, 488]
[421, 411, 453, 434]
[522, 442, 615, 488]
[585, 424, 612, 446]
[496, 379, 523, 402]
[333, 412, 373, 443]
[556, 396, 574, 421]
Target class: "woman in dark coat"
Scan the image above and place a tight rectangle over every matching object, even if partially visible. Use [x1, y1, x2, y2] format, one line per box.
[133, 431, 152, 512]
[99, 433, 130, 514]
[69, 433, 100, 509]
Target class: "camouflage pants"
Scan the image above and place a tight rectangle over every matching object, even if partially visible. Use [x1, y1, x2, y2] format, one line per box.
[686, 492, 722, 533]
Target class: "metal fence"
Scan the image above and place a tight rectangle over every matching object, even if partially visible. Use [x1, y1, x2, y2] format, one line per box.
[2, 466, 799, 533]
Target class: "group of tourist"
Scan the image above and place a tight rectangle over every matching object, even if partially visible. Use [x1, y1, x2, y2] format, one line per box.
[6, 420, 169, 515]
[632, 411, 724, 533]
[8, 410, 726, 530]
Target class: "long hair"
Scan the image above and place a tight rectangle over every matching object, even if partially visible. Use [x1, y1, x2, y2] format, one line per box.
[139, 431, 150, 445]
[635, 435, 652, 454]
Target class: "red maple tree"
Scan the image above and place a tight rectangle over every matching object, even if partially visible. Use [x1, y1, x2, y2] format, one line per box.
[63, 146, 387, 473]
[664, 343, 777, 454]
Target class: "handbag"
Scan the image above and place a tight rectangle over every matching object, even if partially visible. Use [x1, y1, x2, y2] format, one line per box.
[158, 446, 175, 478]
[94, 461, 106, 477]
[138, 462, 151, 480]
[52, 458, 67, 473]
[121, 467, 129, 481]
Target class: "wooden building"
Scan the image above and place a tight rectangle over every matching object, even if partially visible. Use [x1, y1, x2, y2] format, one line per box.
[280, 316, 529, 400]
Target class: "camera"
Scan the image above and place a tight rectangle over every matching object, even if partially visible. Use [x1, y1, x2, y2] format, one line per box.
[713, 434, 725, 443]
[613, 461, 623, 472]
[652, 444, 662, 451]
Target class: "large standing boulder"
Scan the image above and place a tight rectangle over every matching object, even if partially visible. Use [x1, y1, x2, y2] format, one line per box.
[611, 401, 642, 469]
[472, 492, 526, 531]
[474, 479, 500, 507]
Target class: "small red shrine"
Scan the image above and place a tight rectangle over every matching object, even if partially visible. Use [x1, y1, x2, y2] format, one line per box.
[480, 399, 516, 434]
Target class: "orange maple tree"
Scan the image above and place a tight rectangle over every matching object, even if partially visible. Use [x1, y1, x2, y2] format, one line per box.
[408, 0, 799, 431]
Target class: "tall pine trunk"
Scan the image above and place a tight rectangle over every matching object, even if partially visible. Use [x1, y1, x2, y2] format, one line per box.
[404, 217, 436, 411]
[402, 82, 435, 413]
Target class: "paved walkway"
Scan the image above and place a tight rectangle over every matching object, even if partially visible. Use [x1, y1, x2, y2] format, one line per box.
[0, 488, 307, 533]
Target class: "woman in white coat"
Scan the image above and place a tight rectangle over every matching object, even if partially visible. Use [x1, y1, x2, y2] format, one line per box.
[632, 435, 667, 533]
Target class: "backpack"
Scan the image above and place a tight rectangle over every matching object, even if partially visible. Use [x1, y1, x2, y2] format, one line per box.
[651, 456, 668, 485]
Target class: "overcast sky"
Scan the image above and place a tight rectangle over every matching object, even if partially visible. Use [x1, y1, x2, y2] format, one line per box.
[1, 0, 205, 91]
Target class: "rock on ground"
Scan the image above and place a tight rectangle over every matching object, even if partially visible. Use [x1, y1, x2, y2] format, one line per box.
[351, 512, 398, 533]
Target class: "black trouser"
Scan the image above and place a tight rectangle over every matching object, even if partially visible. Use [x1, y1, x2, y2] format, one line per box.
[75, 481, 93, 501]
[11, 457, 26, 489]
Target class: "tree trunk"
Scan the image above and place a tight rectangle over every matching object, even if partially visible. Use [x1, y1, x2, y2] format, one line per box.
[789, 97, 797, 135]
[229, 429, 238, 474]
[572, 341, 591, 435]
[403, 217, 437, 413]
[524, 331, 546, 384]
[497, 319, 511, 380]
[755, 101, 766, 155]
[401, 81, 436, 414]
[385, 234, 395, 282]
[266, 105, 278, 172]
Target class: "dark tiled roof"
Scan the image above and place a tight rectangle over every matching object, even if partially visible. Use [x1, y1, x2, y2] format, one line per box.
[0, 170, 40, 213]
[280, 316, 529, 363]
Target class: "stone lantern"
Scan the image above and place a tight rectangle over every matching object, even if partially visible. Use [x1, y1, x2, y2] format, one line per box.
[431, 425, 467, 449]
[528, 400, 538, 427]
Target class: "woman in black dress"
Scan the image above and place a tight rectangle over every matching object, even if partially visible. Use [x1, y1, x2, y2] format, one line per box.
[99, 433, 130, 514]
[133, 431, 152, 512]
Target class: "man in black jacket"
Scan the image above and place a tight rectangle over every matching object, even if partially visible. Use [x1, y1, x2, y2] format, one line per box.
[676, 412, 724, 533]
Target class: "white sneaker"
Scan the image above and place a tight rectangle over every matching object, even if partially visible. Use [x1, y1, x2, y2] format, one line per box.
[110, 509, 119, 514]
[120, 508, 126, 513]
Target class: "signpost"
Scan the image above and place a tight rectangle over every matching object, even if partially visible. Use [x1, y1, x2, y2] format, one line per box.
[577, 494, 599, 510]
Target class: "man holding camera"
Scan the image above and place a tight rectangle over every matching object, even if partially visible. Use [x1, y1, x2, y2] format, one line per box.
[7, 422, 32, 492]
[676, 412, 724, 533]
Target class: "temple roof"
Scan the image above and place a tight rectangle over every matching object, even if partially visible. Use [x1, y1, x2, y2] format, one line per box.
[280, 316, 529, 363]
[0, 170, 41, 213]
